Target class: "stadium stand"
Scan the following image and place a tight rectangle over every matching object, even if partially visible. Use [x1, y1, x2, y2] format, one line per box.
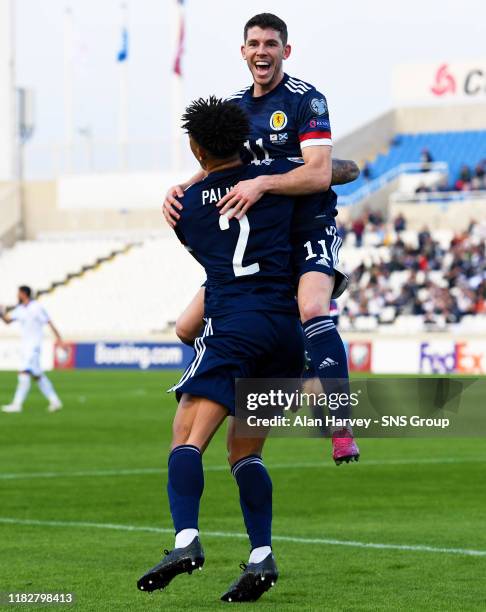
[336, 220, 486, 333]
[31, 236, 205, 338]
[1, 222, 484, 339]
[334, 130, 486, 202]
[0, 236, 132, 305]
[1, 121, 485, 340]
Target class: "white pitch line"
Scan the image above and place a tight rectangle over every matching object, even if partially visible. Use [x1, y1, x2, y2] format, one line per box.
[0, 517, 485, 558]
[0, 457, 484, 481]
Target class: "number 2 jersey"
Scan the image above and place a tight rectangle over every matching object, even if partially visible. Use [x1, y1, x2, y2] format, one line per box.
[227, 73, 337, 232]
[174, 159, 303, 318]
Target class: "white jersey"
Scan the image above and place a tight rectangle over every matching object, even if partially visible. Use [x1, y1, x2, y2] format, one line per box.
[10, 300, 50, 351]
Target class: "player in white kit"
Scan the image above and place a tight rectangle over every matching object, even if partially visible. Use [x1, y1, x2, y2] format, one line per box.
[0, 286, 63, 413]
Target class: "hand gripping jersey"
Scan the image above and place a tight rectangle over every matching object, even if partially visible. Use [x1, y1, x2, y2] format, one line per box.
[174, 159, 302, 318]
[227, 73, 337, 231]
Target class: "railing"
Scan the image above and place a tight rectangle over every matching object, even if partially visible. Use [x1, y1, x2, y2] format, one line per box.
[338, 162, 449, 207]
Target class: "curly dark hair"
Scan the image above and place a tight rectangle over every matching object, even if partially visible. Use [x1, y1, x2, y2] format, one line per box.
[181, 96, 249, 159]
[244, 13, 288, 45]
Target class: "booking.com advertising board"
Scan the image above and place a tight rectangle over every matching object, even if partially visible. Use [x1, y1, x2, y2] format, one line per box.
[53, 342, 195, 371]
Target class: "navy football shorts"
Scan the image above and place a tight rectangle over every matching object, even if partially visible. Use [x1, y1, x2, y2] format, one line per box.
[169, 311, 304, 415]
[291, 225, 348, 299]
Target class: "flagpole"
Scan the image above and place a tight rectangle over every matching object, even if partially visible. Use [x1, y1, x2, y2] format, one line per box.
[171, 0, 184, 173]
[172, 74, 182, 173]
[63, 6, 74, 173]
[118, 2, 129, 172]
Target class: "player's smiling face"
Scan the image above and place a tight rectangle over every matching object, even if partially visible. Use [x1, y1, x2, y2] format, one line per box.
[241, 27, 291, 94]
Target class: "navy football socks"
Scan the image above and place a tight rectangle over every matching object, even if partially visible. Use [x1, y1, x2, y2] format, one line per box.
[303, 315, 351, 420]
[167, 445, 204, 534]
[232, 455, 272, 549]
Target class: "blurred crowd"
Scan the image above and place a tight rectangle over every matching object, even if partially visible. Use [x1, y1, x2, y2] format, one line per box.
[415, 158, 486, 194]
[338, 220, 486, 325]
[337, 209, 394, 248]
[450, 159, 486, 192]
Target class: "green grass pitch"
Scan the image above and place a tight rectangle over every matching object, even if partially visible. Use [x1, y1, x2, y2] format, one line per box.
[1, 370, 486, 611]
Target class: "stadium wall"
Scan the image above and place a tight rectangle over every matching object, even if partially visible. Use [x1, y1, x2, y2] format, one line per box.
[389, 197, 486, 231]
[332, 110, 396, 164]
[337, 178, 400, 223]
[395, 103, 486, 133]
[22, 180, 171, 238]
[0, 183, 20, 247]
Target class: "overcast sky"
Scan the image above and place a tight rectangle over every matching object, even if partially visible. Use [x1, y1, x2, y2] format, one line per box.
[15, 0, 486, 167]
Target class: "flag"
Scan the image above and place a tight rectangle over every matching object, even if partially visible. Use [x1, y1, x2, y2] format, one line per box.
[117, 27, 129, 62]
[173, 0, 185, 76]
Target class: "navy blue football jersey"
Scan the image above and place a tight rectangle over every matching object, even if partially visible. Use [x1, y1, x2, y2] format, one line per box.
[175, 159, 302, 318]
[227, 73, 337, 230]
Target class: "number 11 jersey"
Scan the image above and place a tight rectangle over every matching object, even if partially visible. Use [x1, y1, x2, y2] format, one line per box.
[228, 73, 337, 230]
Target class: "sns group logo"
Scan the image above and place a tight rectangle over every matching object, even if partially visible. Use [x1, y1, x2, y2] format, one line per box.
[270, 110, 288, 131]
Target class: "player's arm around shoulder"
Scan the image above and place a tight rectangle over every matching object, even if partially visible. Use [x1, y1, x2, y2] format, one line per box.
[260, 144, 334, 194]
[217, 145, 333, 221]
[163, 168, 207, 228]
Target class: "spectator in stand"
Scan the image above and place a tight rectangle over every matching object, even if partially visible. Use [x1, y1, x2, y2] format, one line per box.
[418, 253, 429, 271]
[455, 164, 472, 191]
[367, 210, 384, 227]
[337, 222, 348, 242]
[352, 217, 365, 248]
[459, 164, 472, 183]
[394, 213, 406, 234]
[415, 183, 430, 194]
[360, 209, 385, 245]
[412, 298, 425, 315]
[418, 226, 431, 250]
[471, 176, 482, 190]
[362, 161, 372, 181]
[471, 162, 486, 190]
[475, 280, 486, 313]
[480, 159, 486, 178]
[420, 148, 433, 172]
